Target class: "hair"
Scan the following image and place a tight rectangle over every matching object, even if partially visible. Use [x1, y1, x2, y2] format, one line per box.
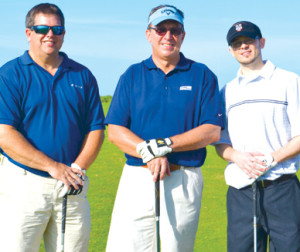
[147, 5, 184, 29]
[25, 3, 65, 28]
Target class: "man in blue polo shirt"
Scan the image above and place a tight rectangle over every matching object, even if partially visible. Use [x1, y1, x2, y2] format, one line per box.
[105, 4, 223, 252]
[0, 3, 105, 252]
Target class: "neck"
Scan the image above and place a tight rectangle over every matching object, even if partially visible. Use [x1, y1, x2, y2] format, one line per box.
[152, 54, 180, 74]
[28, 51, 63, 76]
[240, 59, 265, 77]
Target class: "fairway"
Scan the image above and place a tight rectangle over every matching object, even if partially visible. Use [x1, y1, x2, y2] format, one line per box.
[40, 98, 300, 251]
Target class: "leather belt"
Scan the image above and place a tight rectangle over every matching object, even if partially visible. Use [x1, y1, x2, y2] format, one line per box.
[254, 174, 295, 189]
[142, 163, 186, 172]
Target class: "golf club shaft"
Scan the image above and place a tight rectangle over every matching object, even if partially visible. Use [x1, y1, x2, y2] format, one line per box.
[155, 177, 160, 252]
[61, 194, 67, 252]
[253, 182, 257, 252]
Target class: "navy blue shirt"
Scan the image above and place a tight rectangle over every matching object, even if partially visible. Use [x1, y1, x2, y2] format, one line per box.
[0, 51, 105, 177]
[105, 53, 223, 167]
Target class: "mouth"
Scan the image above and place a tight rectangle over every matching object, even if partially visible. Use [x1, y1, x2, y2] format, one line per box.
[241, 50, 251, 57]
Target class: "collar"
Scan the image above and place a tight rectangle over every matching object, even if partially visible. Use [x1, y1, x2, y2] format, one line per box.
[237, 60, 275, 84]
[20, 51, 73, 71]
[144, 52, 191, 72]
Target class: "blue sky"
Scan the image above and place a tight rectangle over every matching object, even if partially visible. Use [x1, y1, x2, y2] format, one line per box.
[1, 0, 300, 95]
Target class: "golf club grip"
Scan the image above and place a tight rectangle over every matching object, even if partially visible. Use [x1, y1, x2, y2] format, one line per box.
[155, 180, 160, 217]
[62, 195, 67, 233]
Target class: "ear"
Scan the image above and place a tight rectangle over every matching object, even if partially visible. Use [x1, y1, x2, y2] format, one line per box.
[259, 38, 265, 49]
[25, 28, 32, 42]
[145, 29, 151, 43]
[181, 31, 186, 43]
[228, 46, 235, 57]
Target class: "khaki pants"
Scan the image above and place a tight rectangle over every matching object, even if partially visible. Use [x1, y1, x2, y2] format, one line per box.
[0, 156, 91, 252]
[106, 164, 203, 252]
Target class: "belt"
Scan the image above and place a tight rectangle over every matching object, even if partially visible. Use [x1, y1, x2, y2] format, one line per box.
[254, 174, 295, 189]
[141, 163, 190, 172]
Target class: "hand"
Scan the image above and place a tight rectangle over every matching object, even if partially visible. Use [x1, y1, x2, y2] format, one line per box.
[56, 163, 86, 198]
[136, 138, 172, 163]
[231, 151, 267, 179]
[145, 156, 170, 182]
[254, 153, 277, 180]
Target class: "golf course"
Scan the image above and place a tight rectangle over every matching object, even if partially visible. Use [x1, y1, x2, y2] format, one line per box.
[40, 97, 300, 251]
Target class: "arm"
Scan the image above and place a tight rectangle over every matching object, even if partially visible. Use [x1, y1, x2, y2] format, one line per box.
[107, 124, 143, 158]
[0, 124, 83, 189]
[272, 135, 300, 164]
[170, 124, 221, 152]
[73, 129, 105, 170]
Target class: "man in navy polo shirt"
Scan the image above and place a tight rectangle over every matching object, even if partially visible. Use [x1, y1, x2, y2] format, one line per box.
[105, 4, 223, 252]
[0, 3, 105, 252]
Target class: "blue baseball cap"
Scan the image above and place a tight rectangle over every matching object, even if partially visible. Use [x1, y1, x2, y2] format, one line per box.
[148, 6, 184, 26]
[227, 21, 262, 45]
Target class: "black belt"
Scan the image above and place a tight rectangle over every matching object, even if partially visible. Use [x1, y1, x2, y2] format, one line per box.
[254, 174, 295, 189]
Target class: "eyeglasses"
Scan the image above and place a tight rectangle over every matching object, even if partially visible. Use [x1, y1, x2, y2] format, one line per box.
[149, 26, 183, 36]
[31, 25, 65, 35]
[230, 38, 256, 49]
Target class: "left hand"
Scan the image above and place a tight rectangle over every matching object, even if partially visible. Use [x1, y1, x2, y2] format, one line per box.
[57, 163, 86, 197]
[136, 138, 172, 163]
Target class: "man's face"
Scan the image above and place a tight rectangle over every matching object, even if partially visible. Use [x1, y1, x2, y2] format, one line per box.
[229, 36, 265, 65]
[146, 20, 185, 62]
[26, 13, 65, 58]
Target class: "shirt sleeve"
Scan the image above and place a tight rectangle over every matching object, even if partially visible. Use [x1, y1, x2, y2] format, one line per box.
[215, 85, 232, 145]
[0, 69, 22, 128]
[105, 72, 131, 127]
[198, 68, 224, 128]
[85, 72, 105, 132]
[287, 75, 300, 137]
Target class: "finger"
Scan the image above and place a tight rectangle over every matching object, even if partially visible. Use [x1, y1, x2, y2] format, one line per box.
[166, 163, 171, 177]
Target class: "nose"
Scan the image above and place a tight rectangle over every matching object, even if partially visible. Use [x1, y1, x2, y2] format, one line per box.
[240, 41, 249, 49]
[45, 28, 54, 36]
[163, 30, 173, 39]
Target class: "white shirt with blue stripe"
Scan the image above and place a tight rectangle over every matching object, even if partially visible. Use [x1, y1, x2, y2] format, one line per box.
[219, 60, 300, 189]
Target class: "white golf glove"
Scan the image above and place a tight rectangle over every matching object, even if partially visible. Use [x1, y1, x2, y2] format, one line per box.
[136, 138, 172, 163]
[57, 163, 86, 198]
[256, 153, 278, 169]
[255, 153, 278, 179]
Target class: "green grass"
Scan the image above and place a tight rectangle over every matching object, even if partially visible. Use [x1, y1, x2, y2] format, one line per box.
[39, 99, 300, 251]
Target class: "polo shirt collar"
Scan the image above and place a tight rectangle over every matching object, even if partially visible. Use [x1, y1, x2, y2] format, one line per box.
[19, 50, 73, 71]
[144, 52, 191, 71]
[237, 60, 275, 84]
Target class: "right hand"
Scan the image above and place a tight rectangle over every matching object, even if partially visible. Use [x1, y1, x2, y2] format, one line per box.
[144, 156, 170, 182]
[231, 151, 266, 178]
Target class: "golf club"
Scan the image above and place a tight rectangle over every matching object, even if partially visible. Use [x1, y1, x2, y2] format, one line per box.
[61, 194, 67, 252]
[253, 181, 257, 252]
[155, 177, 160, 252]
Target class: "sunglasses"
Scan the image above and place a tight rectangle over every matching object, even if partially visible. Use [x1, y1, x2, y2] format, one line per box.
[149, 26, 183, 36]
[31, 25, 65, 35]
[230, 38, 256, 49]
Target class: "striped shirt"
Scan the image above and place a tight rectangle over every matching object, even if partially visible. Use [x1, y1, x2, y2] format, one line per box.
[219, 60, 300, 189]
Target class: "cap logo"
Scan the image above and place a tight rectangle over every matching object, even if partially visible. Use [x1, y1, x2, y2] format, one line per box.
[161, 8, 175, 15]
[235, 24, 243, 32]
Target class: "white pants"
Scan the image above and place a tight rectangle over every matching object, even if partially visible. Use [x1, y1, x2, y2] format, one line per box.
[0, 156, 91, 252]
[106, 164, 203, 252]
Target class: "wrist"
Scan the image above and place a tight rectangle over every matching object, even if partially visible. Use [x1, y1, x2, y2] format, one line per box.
[71, 163, 86, 174]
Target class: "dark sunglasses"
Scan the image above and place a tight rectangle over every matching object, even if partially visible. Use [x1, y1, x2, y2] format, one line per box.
[230, 38, 256, 49]
[149, 26, 183, 36]
[31, 25, 65, 35]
